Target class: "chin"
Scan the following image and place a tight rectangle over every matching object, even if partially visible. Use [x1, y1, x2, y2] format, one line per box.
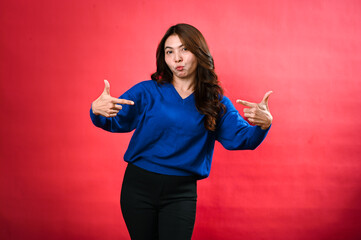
[175, 73, 186, 78]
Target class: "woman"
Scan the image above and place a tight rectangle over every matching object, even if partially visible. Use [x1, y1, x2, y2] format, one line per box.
[90, 23, 272, 240]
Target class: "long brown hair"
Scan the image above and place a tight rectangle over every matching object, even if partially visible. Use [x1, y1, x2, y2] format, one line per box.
[151, 23, 226, 131]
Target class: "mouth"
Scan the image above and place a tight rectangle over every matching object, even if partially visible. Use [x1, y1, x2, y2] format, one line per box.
[176, 66, 184, 71]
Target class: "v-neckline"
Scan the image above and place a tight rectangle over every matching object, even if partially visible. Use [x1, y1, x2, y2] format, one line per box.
[170, 84, 194, 101]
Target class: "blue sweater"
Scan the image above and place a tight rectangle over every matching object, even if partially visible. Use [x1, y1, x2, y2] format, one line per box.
[90, 80, 270, 179]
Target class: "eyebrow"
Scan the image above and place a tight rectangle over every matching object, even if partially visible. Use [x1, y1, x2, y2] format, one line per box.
[164, 44, 184, 50]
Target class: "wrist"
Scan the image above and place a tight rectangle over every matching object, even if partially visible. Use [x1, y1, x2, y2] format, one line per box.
[91, 103, 99, 115]
[261, 122, 271, 130]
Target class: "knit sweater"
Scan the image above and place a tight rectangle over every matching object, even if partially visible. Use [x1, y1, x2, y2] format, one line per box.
[90, 80, 270, 179]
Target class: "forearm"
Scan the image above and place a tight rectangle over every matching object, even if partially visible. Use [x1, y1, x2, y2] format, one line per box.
[90, 107, 112, 131]
[240, 125, 270, 150]
[218, 124, 270, 150]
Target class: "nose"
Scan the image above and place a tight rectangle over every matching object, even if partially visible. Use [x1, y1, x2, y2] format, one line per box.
[174, 52, 182, 63]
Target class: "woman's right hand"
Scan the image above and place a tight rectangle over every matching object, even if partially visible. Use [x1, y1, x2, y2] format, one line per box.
[92, 80, 134, 118]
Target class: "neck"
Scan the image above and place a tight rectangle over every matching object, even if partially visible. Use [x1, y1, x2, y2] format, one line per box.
[172, 76, 195, 92]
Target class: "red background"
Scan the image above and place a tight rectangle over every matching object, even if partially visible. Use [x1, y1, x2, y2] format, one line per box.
[1, 0, 361, 239]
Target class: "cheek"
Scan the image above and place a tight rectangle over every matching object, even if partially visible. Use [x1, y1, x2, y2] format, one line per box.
[190, 57, 197, 69]
[164, 57, 172, 69]
[189, 55, 197, 67]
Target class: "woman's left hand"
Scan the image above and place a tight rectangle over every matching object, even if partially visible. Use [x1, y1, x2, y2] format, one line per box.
[236, 91, 273, 130]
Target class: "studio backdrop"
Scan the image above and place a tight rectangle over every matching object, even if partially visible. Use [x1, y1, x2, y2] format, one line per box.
[1, 0, 361, 239]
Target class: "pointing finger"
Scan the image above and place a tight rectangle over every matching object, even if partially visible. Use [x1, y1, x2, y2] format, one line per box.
[103, 79, 110, 95]
[236, 99, 257, 108]
[111, 97, 135, 105]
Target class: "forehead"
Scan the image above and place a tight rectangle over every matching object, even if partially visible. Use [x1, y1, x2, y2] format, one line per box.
[164, 34, 183, 48]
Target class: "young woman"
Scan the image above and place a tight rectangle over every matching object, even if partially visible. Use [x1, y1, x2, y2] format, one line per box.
[90, 23, 272, 240]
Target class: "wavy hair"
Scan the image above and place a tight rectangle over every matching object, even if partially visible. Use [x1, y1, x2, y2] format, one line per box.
[151, 23, 225, 131]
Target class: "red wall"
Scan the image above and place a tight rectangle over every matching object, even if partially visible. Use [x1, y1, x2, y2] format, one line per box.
[1, 0, 361, 239]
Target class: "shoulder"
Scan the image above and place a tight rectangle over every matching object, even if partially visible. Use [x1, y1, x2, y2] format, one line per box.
[221, 95, 231, 104]
[220, 95, 237, 113]
[130, 80, 166, 91]
[126, 80, 159, 95]
[130, 79, 157, 90]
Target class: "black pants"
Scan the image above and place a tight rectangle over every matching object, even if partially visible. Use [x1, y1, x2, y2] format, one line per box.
[121, 163, 197, 240]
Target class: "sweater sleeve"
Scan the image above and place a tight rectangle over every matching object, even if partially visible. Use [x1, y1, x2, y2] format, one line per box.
[89, 85, 143, 133]
[215, 96, 270, 150]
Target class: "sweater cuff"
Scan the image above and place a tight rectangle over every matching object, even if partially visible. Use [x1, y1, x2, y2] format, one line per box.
[258, 123, 271, 131]
[254, 124, 271, 138]
[89, 106, 107, 127]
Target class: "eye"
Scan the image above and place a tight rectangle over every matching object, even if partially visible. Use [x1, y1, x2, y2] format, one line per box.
[182, 47, 188, 51]
[166, 50, 173, 55]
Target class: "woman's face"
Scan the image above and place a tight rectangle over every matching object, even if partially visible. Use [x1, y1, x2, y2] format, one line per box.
[164, 34, 198, 81]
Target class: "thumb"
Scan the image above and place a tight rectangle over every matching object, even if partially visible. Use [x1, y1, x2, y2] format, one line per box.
[261, 91, 273, 105]
[103, 79, 110, 95]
